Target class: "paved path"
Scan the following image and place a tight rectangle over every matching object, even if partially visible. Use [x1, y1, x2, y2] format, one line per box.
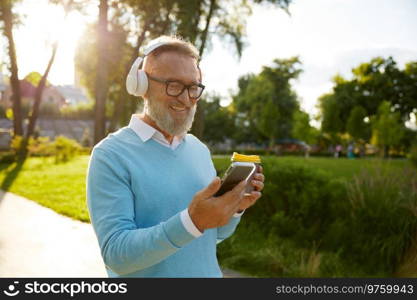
[0, 191, 248, 278]
[0, 191, 106, 277]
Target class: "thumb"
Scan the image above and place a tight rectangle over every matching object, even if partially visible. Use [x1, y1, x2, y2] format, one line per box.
[199, 177, 221, 198]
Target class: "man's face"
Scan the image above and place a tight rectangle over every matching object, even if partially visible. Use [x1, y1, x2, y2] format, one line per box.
[143, 51, 201, 136]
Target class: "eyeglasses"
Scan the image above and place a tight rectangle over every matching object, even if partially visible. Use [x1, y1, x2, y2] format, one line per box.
[147, 74, 205, 100]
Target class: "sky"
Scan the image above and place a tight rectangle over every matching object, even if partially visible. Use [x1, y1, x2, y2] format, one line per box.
[1, 0, 417, 125]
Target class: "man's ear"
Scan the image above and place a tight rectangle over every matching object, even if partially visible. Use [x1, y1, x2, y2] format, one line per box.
[197, 65, 203, 82]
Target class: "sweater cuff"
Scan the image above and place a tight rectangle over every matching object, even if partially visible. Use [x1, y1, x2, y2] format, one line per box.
[163, 212, 198, 248]
[180, 209, 203, 237]
[233, 210, 245, 218]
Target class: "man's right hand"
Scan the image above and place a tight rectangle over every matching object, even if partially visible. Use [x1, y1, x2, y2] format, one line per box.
[188, 177, 247, 232]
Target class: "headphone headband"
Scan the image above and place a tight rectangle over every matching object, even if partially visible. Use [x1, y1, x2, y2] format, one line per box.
[126, 41, 171, 97]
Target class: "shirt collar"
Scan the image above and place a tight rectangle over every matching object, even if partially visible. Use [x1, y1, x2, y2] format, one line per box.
[128, 114, 186, 145]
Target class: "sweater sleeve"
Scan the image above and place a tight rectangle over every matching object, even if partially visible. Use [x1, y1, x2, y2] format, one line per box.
[86, 148, 197, 276]
[216, 215, 242, 244]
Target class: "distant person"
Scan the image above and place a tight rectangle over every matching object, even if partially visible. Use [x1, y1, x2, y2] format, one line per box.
[86, 36, 265, 278]
[335, 144, 342, 158]
[347, 143, 355, 159]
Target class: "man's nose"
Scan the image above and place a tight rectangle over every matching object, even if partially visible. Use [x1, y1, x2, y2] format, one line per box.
[177, 88, 192, 106]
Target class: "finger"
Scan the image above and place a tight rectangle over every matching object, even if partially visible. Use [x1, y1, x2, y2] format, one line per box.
[251, 180, 264, 192]
[222, 180, 247, 210]
[233, 180, 247, 198]
[198, 177, 221, 199]
[258, 165, 263, 173]
[254, 173, 265, 182]
[239, 192, 261, 209]
[251, 191, 262, 200]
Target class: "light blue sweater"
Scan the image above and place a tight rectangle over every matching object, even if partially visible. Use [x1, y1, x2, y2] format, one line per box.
[86, 127, 241, 277]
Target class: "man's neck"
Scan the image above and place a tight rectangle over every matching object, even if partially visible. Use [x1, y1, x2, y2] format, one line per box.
[139, 113, 175, 144]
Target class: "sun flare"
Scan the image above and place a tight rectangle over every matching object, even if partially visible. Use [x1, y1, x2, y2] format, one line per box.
[13, 0, 87, 85]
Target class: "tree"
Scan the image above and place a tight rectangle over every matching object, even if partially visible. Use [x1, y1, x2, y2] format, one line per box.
[25, 0, 82, 141]
[371, 101, 406, 158]
[346, 105, 371, 142]
[75, 0, 293, 141]
[292, 109, 319, 145]
[93, 0, 110, 145]
[0, 0, 23, 137]
[199, 95, 236, 145]
[233, 57, 302, 148]
[318, 93, 344, 142]
[318, 57, 417, 148]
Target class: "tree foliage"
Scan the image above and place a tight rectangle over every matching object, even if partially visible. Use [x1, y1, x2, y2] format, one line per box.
[319, 56, 417, 147]
[292, 109, 319, 145]
[346, 105, 371, 142]
[371, 101, 406, 157]
[199, 95, 236, 144]
[233, 57, 302, 147]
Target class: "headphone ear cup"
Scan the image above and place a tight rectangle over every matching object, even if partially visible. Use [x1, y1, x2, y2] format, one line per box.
[135, 70, 148, 97]
[126, 57, 145, 96]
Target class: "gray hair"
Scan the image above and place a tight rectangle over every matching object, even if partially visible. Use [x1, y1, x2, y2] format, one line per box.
[145, 35, 200, 61]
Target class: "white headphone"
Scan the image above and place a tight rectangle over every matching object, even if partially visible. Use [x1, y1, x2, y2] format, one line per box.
[126, 41, 169, 97]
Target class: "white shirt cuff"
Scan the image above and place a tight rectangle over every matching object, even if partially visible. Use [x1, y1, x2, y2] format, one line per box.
[180, 209, 203, 238]
[233, 210, 245, 218]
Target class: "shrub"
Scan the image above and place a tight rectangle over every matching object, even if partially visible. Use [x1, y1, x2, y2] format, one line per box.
[215, 157, 417, 276]
[9, 135, 82, 163]
[409, 145, 417, 168]
[0, 152, 16, 164]
[54, 135, 82, 163]
[340, 167, 417, 274]
[243, 159, 346, 239]
[28, 136, 55, 157]
[10, 135, 24, 155]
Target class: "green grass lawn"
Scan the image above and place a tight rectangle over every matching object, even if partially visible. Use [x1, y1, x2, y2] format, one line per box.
[0, 155, 91, 222]
[0, 155, 411, 223]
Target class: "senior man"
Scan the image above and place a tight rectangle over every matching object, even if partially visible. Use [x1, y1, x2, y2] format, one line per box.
[86, 36, 264, 278]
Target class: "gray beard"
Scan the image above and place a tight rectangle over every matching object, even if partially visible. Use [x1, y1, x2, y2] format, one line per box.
[144, 98, 196, 136]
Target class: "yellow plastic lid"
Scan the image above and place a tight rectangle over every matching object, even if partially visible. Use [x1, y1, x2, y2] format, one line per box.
[231, 152, 261, 163]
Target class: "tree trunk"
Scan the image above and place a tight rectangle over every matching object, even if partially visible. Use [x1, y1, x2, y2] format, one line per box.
[94, 0, 109, 145]
[26, 43, 58, 139]
[1, 0, 23, 136]
[191, 98, 205, 139]
[26, 1, 74, 140]
[189, 0, 217, 140]
[198, 0, 216, 58]
[108, 19, 150, 133]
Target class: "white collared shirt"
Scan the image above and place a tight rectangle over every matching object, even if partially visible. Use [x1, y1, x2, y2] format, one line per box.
[128, 114, 185, 150]
[127, 114, 244, 238]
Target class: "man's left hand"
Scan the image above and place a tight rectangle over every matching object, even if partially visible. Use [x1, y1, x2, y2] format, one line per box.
[236, 165, 265, 213]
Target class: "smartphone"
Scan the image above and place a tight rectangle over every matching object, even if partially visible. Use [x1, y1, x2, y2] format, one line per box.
[214, 162, 256, 197]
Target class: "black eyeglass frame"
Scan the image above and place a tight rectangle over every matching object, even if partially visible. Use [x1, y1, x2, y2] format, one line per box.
[147, 74, 205, 100]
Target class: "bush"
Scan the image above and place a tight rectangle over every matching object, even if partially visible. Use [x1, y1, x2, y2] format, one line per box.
[0, 152, 16, 164]
[54, 135, 82, 163]
[340, 167, 417, 274]
[9, 135, 82, 163]
[215, 157, 417, 276]
[28, 136, 55, 157]
[409, 145, 417, 168]
[242, 159, 346, 236]
[211, 149, 271, 156]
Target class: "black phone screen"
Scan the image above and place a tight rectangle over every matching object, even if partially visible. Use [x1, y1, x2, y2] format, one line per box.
[214, 165, 254, 197]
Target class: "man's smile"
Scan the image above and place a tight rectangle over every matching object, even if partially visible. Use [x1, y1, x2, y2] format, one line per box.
[169, 104, 189, 113]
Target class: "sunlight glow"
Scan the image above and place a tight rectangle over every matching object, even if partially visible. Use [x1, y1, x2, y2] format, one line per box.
[14, 0, 87, 85]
